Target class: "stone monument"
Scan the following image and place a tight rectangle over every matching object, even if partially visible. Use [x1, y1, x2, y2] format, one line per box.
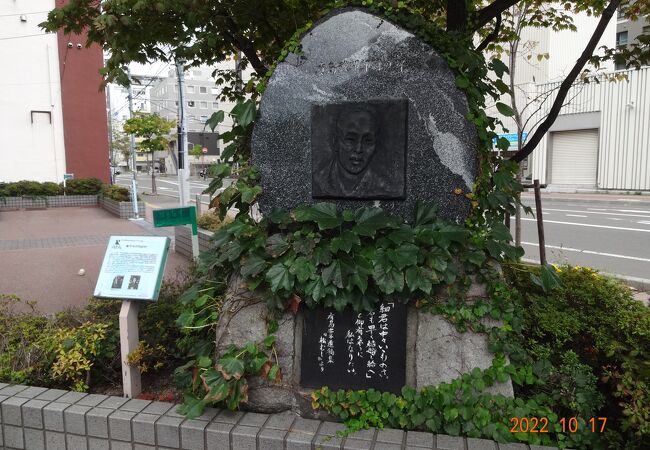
[252, 8, 478, 222]
[216, 8, 511, 416]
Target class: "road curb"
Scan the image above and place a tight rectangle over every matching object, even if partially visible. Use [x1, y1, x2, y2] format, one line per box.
[521, 194, 650, 207]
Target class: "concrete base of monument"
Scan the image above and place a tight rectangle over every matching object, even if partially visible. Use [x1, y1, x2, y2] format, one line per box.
[215, 277, 513, 417]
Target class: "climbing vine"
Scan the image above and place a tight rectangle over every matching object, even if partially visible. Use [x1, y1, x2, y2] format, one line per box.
[174, 2, 549, 444]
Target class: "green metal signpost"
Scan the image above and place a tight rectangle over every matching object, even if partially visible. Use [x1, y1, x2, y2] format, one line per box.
[153, 206, 199, 259]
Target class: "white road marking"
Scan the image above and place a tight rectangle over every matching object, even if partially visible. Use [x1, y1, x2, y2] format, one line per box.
[544, 208, 650, 218]
[522, 241, 650, 263]
[638, 221, 650, 225]
[608, 218, 625, 221]
[520, 217, 650, 233]
[158, 187, 171, 190]
[615, 209, 650, 214]
[156, 179, 180, 185]
[565, 214, 587, 218]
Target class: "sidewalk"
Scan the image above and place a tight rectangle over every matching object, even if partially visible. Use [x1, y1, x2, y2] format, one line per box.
[0, 206, 189, 314]
[521, 190, 650, 206]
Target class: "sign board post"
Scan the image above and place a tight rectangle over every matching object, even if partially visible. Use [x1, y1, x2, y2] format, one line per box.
[153, 206, 199, 260]
[63, 173, 74, 195]
[94, 236, 170, 398]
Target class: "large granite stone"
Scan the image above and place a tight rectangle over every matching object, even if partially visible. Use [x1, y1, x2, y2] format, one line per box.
[214, 278, 512, 415]
[252, 8, 478, 222]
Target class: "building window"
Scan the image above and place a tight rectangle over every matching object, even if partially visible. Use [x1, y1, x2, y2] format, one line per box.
[200, 86, 207, 94]
[200, 115, 208, 123]
[616, 31, 628, 46]
[200, 101, 208, 109]
[643, 26, 650, 35]
[617, 7, 625, 20]
[615, 61, 626, 71]
[175, 101, 178, 106]
[212, 102, 218, 109]
[188, 101, 195, 107]
[187, 86, 195, 94]
[211, 87, 219, 95]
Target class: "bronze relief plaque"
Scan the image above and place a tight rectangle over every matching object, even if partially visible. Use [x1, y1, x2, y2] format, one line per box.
[311, 99, 408, 200]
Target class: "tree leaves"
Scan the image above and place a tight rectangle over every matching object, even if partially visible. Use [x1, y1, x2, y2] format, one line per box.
[240, 254, 266, 278]
[294, 203, 342, 230]
[530, 264, 561, 293]
[230, 99, 256, 127]
[496, 102, 515, 117]
[265, 234, 290, 257]
[206, 110, 225, 132]
[265, 263, 293, 292]
[352, 208, 399, 236]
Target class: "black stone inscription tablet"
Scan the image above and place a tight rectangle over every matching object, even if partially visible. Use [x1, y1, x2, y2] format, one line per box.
[300, 302, 407, 393]
[312, 99, 407, 200]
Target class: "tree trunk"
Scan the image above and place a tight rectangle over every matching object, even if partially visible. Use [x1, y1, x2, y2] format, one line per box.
[151, 154, 157, 194]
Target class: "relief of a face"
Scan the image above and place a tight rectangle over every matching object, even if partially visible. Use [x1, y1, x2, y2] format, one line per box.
[335, 110, 377, 175]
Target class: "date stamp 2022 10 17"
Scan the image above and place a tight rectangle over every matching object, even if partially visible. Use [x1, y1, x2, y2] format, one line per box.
[509, 417, 607, 434]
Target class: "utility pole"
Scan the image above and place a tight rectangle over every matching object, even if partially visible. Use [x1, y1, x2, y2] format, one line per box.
[106, 84, 115, 184]
[175, 59, 190, 207]
[126, 68, 140, 219]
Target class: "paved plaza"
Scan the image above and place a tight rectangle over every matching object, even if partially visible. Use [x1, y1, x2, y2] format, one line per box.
[0, 206, 188, 314]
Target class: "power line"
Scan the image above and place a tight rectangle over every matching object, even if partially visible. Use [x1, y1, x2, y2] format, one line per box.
[0, 32, 55, 41]
[0, 10, 50, 18]
[110, 63, 170, 115]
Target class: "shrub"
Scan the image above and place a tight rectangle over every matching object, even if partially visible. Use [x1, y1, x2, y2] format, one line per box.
[196, 211, 232, 232]
[504, 264, 650, 449]
[0, 180, 63, 197]
[64, 177, 103, 195]
[0, 272, 194, 392]
[102, 184, 133, 202]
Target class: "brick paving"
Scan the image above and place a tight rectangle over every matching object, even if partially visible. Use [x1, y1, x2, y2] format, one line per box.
[0, 235, 109, 252]
[0, 207, 187, 313]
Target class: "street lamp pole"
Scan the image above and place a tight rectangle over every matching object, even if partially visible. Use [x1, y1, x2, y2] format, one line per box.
[175, 59, 190, 207]
[126, 68, 140, 219]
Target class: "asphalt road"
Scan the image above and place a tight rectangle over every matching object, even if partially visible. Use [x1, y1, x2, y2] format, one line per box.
[115, 174, 650, 281]
[517, 196, 650, 281]
[115, 173, 213, 203]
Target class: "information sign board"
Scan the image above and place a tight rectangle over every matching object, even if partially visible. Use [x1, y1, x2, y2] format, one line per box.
[94, 236, 170, 301]
[153, 207, 197, 235]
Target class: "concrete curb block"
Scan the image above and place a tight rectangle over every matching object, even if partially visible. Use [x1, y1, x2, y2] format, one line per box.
[0, 384, 566, 450]
[521, 194, 650, 207]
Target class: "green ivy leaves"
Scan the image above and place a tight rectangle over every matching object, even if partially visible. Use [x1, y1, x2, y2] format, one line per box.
[203, 202, 521, 313]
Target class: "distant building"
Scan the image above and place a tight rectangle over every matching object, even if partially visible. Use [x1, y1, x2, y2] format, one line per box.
[148, 62, 253, 175]
[492, 10, 649, 191]
[0, 0, 109, 183]
[615, 2, 650, 70]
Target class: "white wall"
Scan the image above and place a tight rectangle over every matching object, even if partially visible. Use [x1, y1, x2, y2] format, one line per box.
[547, 11, 616, 80]
[530, 67, 650, 190]
[0, 0, 66, 183]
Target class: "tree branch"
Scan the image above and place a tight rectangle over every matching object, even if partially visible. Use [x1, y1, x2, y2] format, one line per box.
[473, 0, 521, 31]
[476, 14, 502, 52]
[219, 15, 269, 76]
[510, 0, 620, 163]
[447, 0, 468, 32]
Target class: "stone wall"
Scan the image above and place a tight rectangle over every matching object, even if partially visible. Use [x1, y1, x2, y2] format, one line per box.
[0, 195, 98, 211]
[215, 278, 512, 418]
[0, 383, 562, 450]
[98, 197, 145, 219]
[174, 226, 214, 259]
